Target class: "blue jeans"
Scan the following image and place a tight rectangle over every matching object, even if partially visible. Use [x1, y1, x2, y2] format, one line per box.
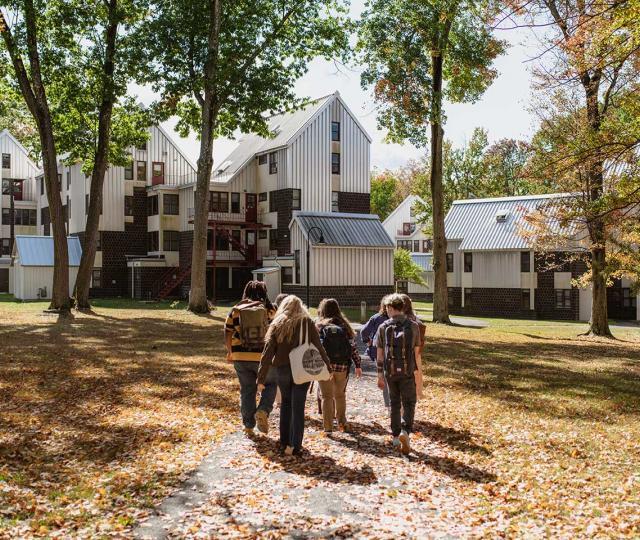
[234, 361, 277, 429]
[276, 363, 310, 451]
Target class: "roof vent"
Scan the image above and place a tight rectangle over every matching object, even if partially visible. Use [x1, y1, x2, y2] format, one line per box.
[271, 124, 281, 136]
[216, 160, 232, 174]
[495, 210, 509, 223]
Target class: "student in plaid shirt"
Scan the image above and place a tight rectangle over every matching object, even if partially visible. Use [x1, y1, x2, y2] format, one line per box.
[315, 298, 362, 433]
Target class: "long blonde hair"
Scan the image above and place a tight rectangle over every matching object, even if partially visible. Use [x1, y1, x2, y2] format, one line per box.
[265, 295, 310, 344]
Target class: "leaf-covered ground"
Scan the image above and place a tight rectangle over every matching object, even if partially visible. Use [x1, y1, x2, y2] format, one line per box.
[1, 298, 639, 538]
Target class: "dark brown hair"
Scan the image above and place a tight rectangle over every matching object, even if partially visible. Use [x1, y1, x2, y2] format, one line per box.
[317, 298, 355, 338]
[378, 294, 390, 315]
[399, 293, 415, 319]
[242, 281, 274, 310]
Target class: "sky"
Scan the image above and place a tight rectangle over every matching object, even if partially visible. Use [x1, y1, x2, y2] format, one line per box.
[133, 2, 540, 173]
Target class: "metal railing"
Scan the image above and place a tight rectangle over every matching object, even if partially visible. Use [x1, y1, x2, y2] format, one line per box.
[188, 208, 251, 223]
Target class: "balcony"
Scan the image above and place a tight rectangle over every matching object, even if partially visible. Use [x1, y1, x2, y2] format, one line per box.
[207, 246, 278, 263]
[397, 225, 417, 236]
[188, 208, 257, 224]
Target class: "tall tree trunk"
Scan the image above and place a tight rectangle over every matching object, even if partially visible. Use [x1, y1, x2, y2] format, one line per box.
[188, 0, 221, 314]
[430, 51, 451, 324]
[583, 75, 612, 337]
[75, 0, 119, 309]
[1, 2, 70, 312]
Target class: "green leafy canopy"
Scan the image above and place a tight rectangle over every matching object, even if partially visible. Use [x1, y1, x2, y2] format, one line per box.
[394, 248, 427, 286]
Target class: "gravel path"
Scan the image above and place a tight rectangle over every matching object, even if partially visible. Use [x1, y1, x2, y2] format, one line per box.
[135, 357, 493, 539]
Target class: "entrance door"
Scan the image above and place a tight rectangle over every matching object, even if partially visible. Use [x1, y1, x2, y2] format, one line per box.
[246, 230, 257, 263]
[246, 193, 257, 222]
[152, 162, 165, 185]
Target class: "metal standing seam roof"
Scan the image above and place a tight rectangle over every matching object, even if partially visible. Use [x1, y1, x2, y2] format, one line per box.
[411, 253, 433, 271]
[212, 95, 334, 183]
[14, 235, 83, 266]
[292, 212, 394, 248]
[444, 193, 575, 251]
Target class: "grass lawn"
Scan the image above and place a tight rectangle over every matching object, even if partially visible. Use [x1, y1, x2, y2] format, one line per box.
[0, 295, 638, 537]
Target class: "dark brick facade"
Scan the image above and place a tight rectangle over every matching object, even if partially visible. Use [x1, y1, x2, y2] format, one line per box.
[273, 188, 295, 256]
[179, 230, 194, 296]
[129, 266, 168, 300]
[337, 192, 370, 214]
[281, 284, 394, 308]
[534, 253, 587, 321]
[607, 281, 637, 320]
[410, 292, 433, 302]
[449, 287, 535, 319]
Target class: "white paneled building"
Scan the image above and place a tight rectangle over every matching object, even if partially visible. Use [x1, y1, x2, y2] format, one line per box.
[1, 130, 39, 291]
[382, 195, 432, 254]
[443, 194, 639, 321]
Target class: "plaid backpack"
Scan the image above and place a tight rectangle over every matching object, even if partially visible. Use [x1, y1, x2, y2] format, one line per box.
[382, 318, 415, 379]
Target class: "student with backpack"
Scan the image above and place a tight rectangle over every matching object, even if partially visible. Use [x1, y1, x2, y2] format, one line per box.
[315, 298, 363, 433]
[225, 281, 277, 436]
[257, 295, 332, 456]
[375, 293, 421, 455]
[399, 294, 426, 400]
[360, 296, 390, 413]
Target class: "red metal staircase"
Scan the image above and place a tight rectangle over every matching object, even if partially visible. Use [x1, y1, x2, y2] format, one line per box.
[153, 266, 191, 300]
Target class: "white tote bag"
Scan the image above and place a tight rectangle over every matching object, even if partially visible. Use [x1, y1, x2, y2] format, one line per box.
[289, 320, 331, 385]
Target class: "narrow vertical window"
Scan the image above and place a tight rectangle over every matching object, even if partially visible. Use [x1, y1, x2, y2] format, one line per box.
[331, 153, 340, 174]
[331, 121, 340, 141]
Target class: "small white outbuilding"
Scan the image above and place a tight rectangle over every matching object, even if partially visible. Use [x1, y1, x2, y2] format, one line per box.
[10, 235, 82, 300]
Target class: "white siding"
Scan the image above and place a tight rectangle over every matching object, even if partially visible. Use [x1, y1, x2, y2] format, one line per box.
[135, 126, 197, 186]
[382, 195, 430, 246]
[290, 220, 393, 287]
[11, 264, 79, 300]
[471, 252, 521, 288]
[330, 99, 370, 194]
[289, 106, 331, 212]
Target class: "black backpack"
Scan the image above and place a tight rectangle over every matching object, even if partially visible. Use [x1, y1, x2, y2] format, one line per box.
[319, 324, 352, 366]
[382, 319, 415, 378]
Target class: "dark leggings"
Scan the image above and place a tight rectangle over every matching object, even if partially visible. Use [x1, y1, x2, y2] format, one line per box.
[276, 363, 310, 451]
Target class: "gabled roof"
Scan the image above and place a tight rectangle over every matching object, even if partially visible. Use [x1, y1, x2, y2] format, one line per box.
[13, 235, 82, 266]
[0, 129, 40, 173]
[382, 195, 428, 226]
[292, 211, 394, 248]
[444, 193, 574, 251]
[212, 92, 371, 184]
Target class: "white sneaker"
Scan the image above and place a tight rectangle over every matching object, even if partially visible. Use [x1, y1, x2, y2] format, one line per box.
[392, 437, 401, 451]
[399, 430, 411, 455]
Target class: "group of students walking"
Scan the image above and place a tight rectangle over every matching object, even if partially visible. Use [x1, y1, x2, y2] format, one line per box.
[225, 282, 425, 457]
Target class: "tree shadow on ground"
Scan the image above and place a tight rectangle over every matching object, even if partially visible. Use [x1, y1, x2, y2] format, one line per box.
[424, 334, 640, 420]
[253, 437, 377, 486]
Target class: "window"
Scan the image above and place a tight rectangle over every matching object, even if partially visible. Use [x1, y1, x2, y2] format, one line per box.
[41, 208, 50, 236]
[66, 171, 71, 189]
[231, 229, 241, 251]
[555, 289, 572, 309]
[397, 240, 412, 250]
[259, 192, 268, 202]
[2, 153, 10, 168]
[138, 141, 147, 151]
[215, 232, 229, 251]
[448, 287, 455, 307]
[331, 121, 340, 142]
[413, 240, 420, 252]
[446, 253, 454, 273]
[282, 267, 293, 284]
[464, 252, 473, 272]
[9, 208, 37, 226]
[124, 196, 134, 216]
[522, 289, 531, 310]
[396, 280, 409, 294]
[40, 177, 44, 196]
[148, 231, 159, 252]
[521, 251, 531, 273]
[269, 152, 277, 174]
[163, 230, 179, 251]
[152, 162, 165, 185]
[163, 194, 179, 215]
[96, 232, 102, 251]
[464, 288, 473, 308]
[137, 161, 147, 182]
[269, 191, 277, 213]
[292, 189, 301, 210]
[1, 239, 10, 255]
[258, 154, 267, 165]
[231, 192, 240, 213]
[622, 289, 637, 308]
[1, 208, 9, 225]
[269, 229, 278, 251]
[91, 269, 102, 289]
[147, 194, 158, 216]
[422, 240, 432, 252]
[331, 152, 340, 174]
[124, 161, 134, 180]
[209, 191, 229, 213]
[258, 229, 268, 240]
[331, 191, 339, 213]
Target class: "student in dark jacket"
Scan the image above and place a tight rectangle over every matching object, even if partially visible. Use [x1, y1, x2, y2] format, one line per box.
[257, 295, 332, 456]
[360, 296, 390, 410]
[399, 293, 425, 400]
[315, 299, 362, 433]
